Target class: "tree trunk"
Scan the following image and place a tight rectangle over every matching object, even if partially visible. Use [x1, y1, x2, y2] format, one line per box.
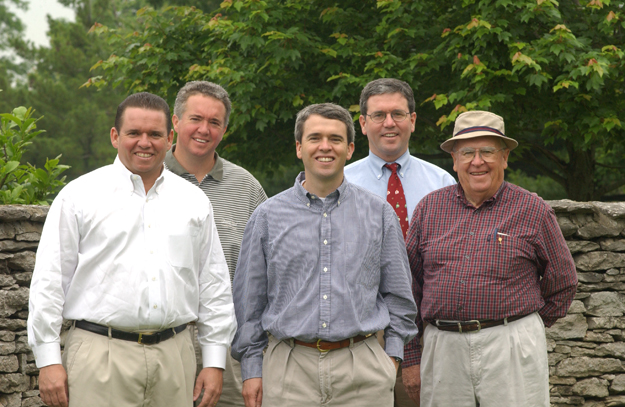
[563, 146, 595, 201]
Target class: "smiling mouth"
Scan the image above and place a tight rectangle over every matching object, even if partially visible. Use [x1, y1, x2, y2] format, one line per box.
[317, 157, 334, 162]
[470, 171, 488, 175]
[193, 138, 209, 143]
[382, 133, 398, 138]
[135, 153, 153, 158]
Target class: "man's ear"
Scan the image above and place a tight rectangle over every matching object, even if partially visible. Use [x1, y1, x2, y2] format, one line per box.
[110, 127, 120, 149]
[296, 141, 302, 160]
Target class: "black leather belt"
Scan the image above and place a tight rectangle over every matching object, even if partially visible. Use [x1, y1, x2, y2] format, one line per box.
[75, 320, 187, 345]
[430, 314, 527, 333]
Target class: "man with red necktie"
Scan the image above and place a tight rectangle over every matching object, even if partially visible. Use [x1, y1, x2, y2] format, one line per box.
[345, 78, 455, 406]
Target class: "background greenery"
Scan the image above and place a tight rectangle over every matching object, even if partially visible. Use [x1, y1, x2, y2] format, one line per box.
[1, 0, 623, 200]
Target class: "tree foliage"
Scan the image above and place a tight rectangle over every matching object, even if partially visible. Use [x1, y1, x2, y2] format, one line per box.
[0, 105, 69, 204]
[86, 0, 625, 199]
[0, 0, 156, 180]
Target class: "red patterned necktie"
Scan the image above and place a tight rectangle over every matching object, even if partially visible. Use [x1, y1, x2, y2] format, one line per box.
[384, 163, 409, 239]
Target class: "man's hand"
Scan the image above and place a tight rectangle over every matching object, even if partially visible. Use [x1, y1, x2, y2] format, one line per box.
[194, 367, 223, 407]
[39, 364, 69, 407]
[390, 356, 400, 373]
[242, 378, 262, 407]
[402, 364, 421, 406]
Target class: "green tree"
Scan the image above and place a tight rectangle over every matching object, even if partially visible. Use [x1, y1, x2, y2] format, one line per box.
[89, 0, 624, 200]
[0, 105, 69, 204]
[0, 0, 31, 83]
[1, 0, 154, 180]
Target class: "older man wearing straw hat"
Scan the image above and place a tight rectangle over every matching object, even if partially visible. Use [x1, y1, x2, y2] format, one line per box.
[402, 110, 577, 407]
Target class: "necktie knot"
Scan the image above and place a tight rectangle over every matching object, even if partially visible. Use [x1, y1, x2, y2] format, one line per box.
[384, 163, 399, 174]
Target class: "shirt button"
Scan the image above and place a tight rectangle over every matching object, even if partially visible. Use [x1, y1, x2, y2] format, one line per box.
[150, 250, 154, 254]
[152, 277, 156, 281]
[148, 224, 151, 228]
[458, 306, 463, 311]
[338, 201, 340, 205]
[323, 267, 328, 272]
[153, 305, 157, 309]
[323, 295, 327, 300]
[323, 213, 327, 217]
[306, 203, 310, 207]
[322, 322, 327, 328]
[469, 232, 474, 236]
[323, 240, 328, 245]
[465, 255, 469, 260]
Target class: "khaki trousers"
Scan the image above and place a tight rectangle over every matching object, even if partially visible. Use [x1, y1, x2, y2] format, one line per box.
[262, 335, 396, 407]
[420, 313, 549, 407]
[376, 331, 417, 407]
[62, 325, 196, 407]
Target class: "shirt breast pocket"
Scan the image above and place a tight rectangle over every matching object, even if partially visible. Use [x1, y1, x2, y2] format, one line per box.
[165, 225, 200, 269]
[480, 234, 534, 281]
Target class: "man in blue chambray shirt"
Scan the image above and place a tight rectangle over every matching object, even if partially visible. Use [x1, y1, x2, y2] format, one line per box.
[345, 78, 455, 225]
[345, 78, 455, 406]
[231, 103, 418, 407]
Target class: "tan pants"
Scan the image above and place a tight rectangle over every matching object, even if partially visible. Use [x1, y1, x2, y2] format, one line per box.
[63, 325, 196, 407]
[376, 331, 418, 407]
[420, 313, 549, 407]
[216, 351, 245, 407]
[262, 335, 396, 407]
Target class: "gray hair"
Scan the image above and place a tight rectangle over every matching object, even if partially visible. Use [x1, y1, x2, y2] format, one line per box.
[294, 103, 355, 144]
[173, 81, 232, 126]
[359, 78, 416, 115]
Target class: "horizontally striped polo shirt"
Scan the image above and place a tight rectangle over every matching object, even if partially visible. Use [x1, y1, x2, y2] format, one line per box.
[164, 146, 267, 284]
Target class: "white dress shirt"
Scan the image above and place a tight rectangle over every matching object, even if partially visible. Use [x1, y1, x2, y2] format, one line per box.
[28, 157, 236, 369]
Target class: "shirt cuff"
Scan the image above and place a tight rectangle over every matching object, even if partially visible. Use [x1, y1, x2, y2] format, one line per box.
[240, 355, 264, 382]
[384, 335, 405, 360]
[201, 344, 228, 369]
[33, 343, 62, 368]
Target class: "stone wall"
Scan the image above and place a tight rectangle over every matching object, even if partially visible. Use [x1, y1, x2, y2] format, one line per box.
[546, 200, 625, 407]
[0, 206, 47, 407]
[0, 202, 624, 406]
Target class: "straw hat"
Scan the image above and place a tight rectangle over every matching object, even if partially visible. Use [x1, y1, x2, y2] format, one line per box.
[440, 110, 518, 153]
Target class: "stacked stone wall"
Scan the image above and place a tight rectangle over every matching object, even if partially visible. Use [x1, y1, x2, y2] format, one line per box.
[546, 200, 625, 407]
[0, 202, 624, 406]
[0, 206, 47, 407]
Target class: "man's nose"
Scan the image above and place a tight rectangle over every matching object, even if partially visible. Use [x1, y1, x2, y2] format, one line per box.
[383, 112, 395, 127]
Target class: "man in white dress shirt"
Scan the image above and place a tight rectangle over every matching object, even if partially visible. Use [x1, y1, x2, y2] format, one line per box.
[27, 92, 236, 407]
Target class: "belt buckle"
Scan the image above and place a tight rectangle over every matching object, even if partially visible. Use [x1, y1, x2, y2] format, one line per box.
[464, 320, 481, 333]
[316, 338, 329, 352]
[138, 332, 159, 345]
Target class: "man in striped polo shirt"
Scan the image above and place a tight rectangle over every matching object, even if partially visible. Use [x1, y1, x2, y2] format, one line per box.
[165, 81, 267, 407]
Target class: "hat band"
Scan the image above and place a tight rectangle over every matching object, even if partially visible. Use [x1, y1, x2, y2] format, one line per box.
[454, 126, 505, 137]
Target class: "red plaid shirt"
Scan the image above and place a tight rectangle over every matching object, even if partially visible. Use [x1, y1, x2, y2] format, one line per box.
[404, 182, 577, 367]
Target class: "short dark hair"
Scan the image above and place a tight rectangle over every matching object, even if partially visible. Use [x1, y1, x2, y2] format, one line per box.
[174, 81, 232, 127]
[115, 92, 171, 134]
[294, 103, 355, 144]
[359, 78, 416, 115]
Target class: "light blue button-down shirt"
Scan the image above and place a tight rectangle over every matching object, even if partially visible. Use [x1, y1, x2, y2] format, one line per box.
[345, 150, 456, 222]
[231, 173, 418, 381]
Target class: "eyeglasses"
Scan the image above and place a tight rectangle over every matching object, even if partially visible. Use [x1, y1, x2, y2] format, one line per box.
[454, 147, 506, 163]
[366, 110, 410, 123]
